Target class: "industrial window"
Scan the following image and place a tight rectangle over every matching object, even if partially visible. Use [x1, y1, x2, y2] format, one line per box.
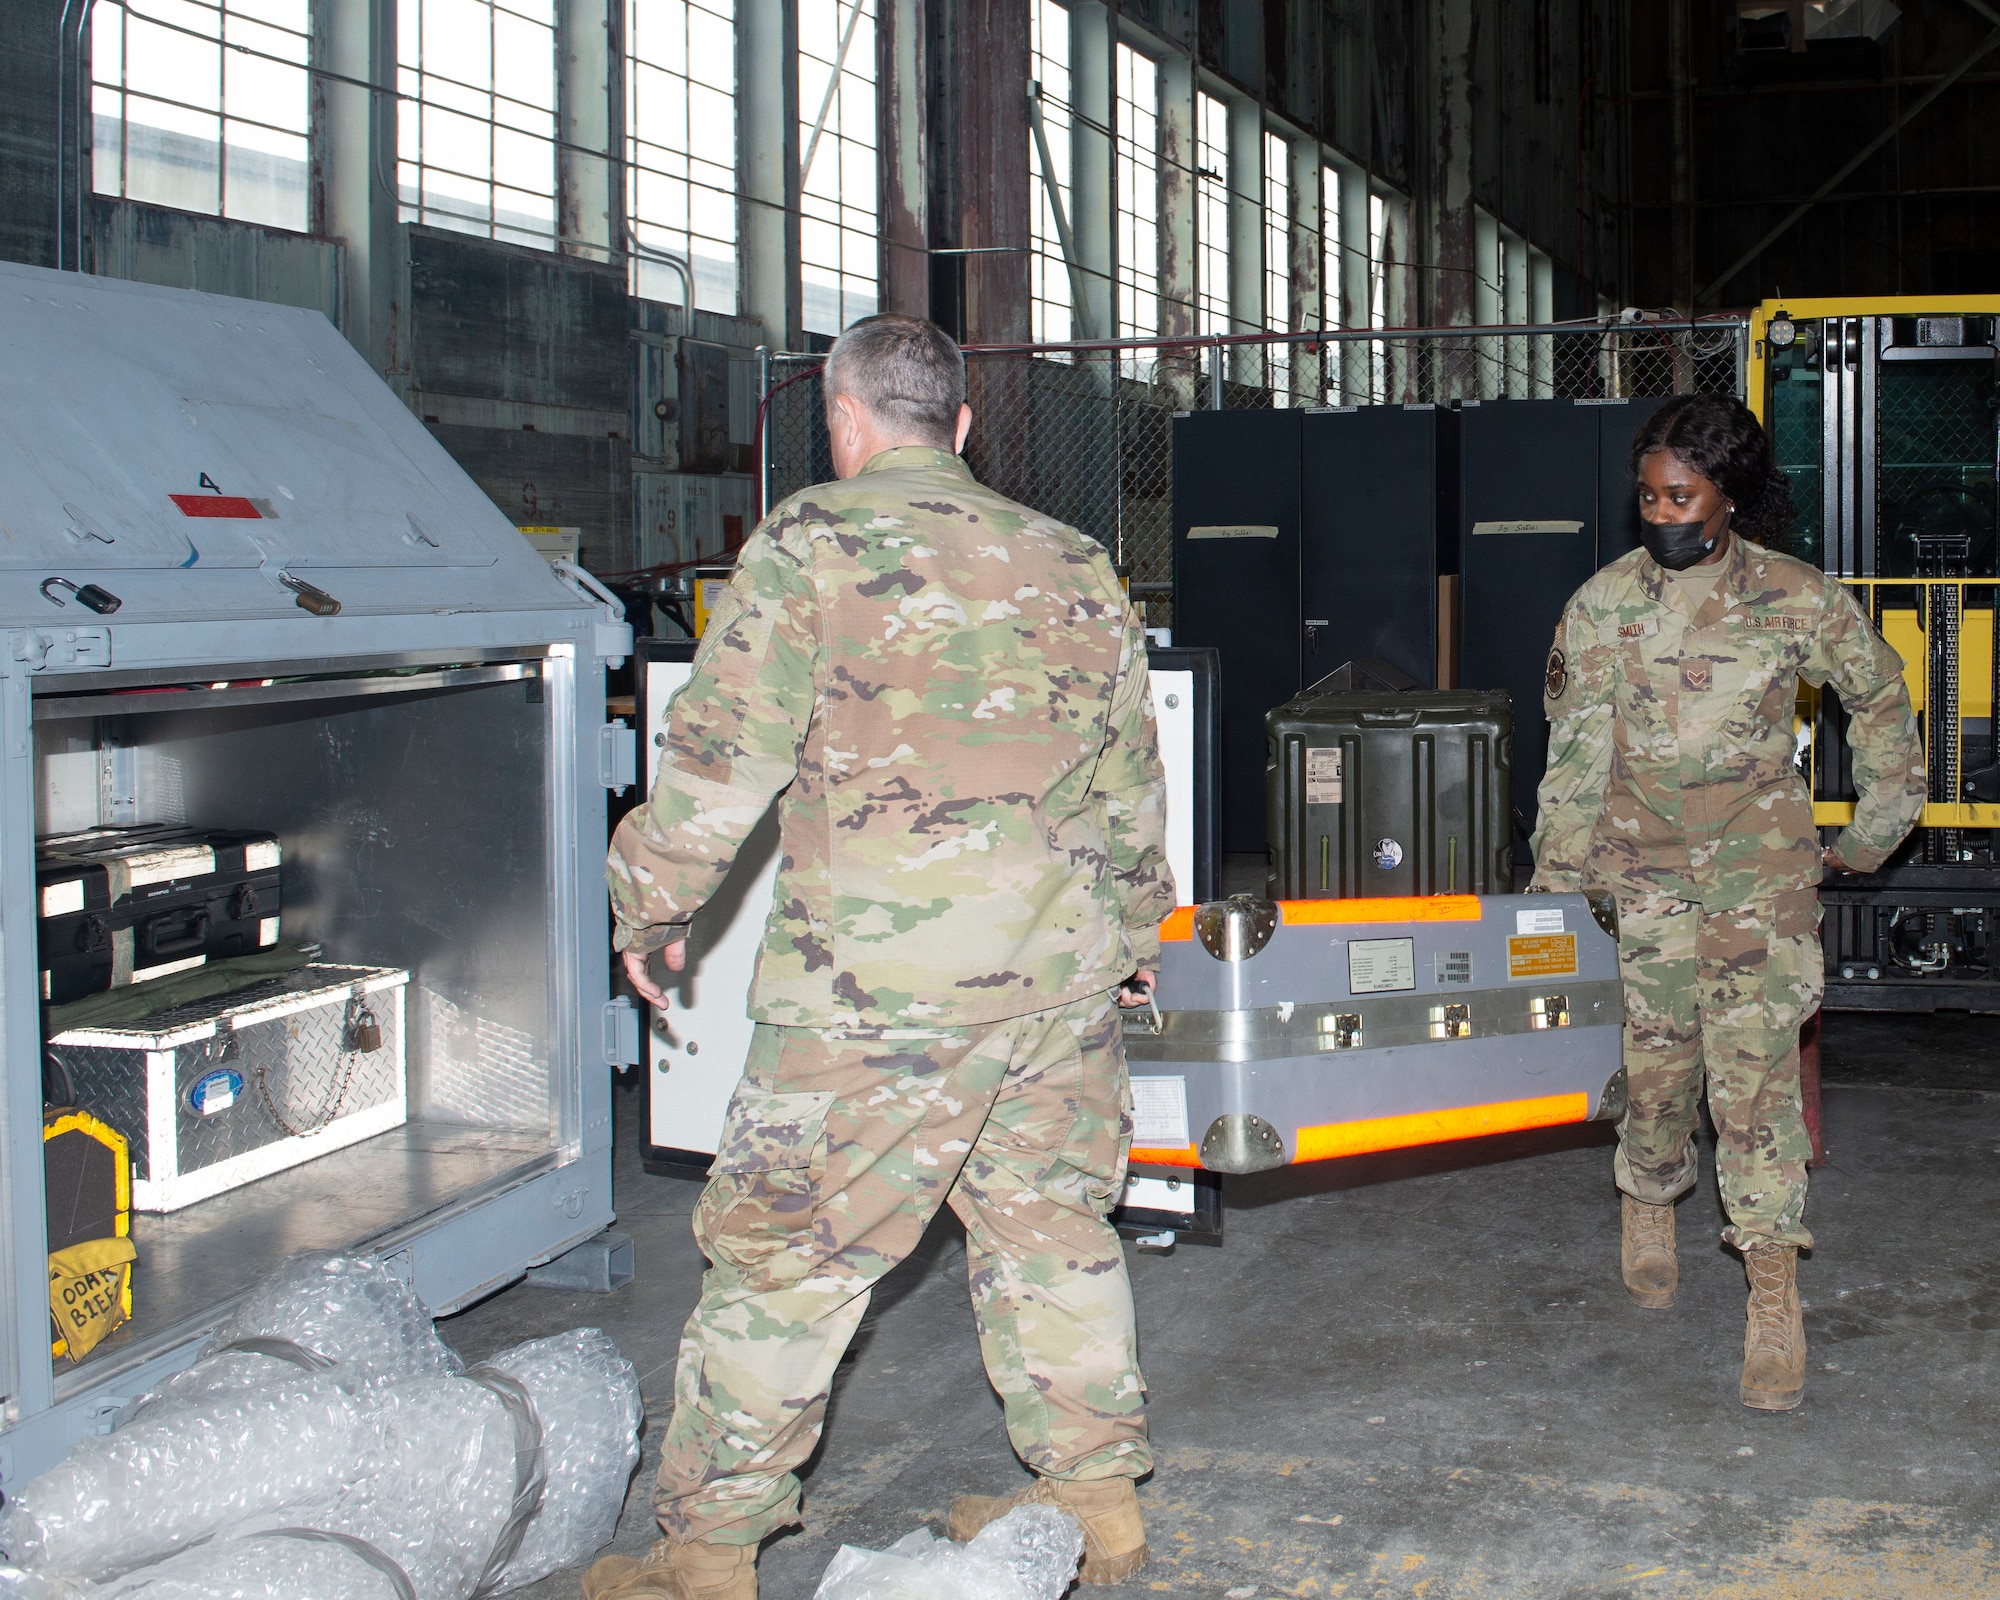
[397, 0, 559, 249]
[1114, 42, 1159, 348]
[626, 0, 737, 310]
[1368, 191, 1393, 333]
[1194, 91, 1229, 337]
[90, 0, 310, 231]
[1028, 0, 1073, 344]
[1365, 192, 1413, 401]
[1321, 162, 1343, 328]
[1263, 129, 1291, 401]
[798, 0, 879, 338]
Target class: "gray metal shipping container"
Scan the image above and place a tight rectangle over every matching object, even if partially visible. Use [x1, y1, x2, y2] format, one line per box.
[0, 262, 637, 1483]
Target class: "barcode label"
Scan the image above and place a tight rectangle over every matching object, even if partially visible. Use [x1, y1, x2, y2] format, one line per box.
[1306, 747, 1342, 805]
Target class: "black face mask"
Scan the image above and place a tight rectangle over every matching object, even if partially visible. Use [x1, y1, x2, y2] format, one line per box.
[1641, 504, 1726, 571]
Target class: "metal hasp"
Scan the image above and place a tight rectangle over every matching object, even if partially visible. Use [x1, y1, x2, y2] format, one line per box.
[0, 262, 633, 1484]
[1127, 892, 1625, 1174]
[1750, 296, 2000, 1011]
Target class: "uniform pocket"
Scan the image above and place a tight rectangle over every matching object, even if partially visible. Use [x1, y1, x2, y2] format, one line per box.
[694, 1087, 835, 1279]
[1763, 888, 1824, 1026]
[1771, 886, 1821, 939]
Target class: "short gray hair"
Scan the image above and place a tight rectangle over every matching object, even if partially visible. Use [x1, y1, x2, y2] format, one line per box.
[824, 314, 966, 445]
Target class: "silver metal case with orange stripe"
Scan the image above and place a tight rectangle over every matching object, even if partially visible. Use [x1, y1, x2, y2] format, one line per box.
[1125, 892, 1625, 1174]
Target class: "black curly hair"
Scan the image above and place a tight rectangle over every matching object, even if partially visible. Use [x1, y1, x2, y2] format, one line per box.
[1629, 393, 1796, 547]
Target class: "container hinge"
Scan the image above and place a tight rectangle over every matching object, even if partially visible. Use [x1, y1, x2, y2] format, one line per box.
[599, 721, 638, 793]
[552, 557, 634, 667]
[602, 997, 642, 1070]
[10, 626, 111, 672]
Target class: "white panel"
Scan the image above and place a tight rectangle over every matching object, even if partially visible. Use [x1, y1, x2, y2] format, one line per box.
[1149, 669, 1194, 906]
[643, 659, 776, 1159]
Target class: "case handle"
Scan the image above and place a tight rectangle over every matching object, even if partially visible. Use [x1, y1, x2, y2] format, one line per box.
[140, 908, 210, 959]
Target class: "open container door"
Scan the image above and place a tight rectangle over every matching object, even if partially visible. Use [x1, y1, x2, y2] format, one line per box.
[0, 263, 632, 1484]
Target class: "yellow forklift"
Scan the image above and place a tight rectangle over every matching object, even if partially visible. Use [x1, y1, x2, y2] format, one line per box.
[1748, 295, 2000, 1010]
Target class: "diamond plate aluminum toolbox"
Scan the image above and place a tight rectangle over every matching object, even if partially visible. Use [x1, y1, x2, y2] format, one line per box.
[36, 825, 283, 1005]
[1125, 893, 1624, 1173]
[46, 965, 408, 1213]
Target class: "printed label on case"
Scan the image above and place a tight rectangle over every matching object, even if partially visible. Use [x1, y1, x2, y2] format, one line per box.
[1516, 907, 1566, 935]
[1186, 524, 1279, 540]
[1436, 950, 1473, 984]
[1306, 747, 1342, 804]
[1349, 937, 1417, 994]
[1507, 933, 1578, 979]
[1130, 1076, 1190, 1146]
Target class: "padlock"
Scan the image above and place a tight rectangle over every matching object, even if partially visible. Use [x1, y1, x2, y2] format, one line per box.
[344, 1004, 383, 1054]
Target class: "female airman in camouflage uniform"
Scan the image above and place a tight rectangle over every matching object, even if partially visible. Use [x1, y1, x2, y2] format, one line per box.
[1531, 394, 1924, 1411]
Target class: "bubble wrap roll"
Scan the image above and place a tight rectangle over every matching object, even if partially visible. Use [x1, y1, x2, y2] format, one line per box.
[93, 1528, 411, 1600]
[0, 1378, 377, 1578]
[479, 1330, 642, 1593]
[127, 1253, 461, 1424]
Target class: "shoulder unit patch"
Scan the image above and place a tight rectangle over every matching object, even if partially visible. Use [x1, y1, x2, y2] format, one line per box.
[1545, 646, 1568, 701]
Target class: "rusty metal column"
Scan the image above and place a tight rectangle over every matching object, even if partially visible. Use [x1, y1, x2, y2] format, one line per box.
[1668, 0, 1692, 311]
[738, 0, 799, 349]
[1069, 0, 1114, 346]
[557, 0, 616, 265]
[1417, 0, 1476, 334]
[318, 0, 400, 377]
[1156, 50, 1196, 341]
[877, 0, 927, 317]
[951, 0, 1031, 345]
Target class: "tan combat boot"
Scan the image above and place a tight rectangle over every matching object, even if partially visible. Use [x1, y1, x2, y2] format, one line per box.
[1739, 1240, 1806, 1412]
[1620, 1194, 1678, 1309]
[580, 1538, 758, 1600]
[947, 1475, 1147, 1585]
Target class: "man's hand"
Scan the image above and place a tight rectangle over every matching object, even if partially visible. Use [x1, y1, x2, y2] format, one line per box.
[1821, 844, 1855, 875]
[1115, 969, 1157, 1009]
[622, 940, 688, 1011]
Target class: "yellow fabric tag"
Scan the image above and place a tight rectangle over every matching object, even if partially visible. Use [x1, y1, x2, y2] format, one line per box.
[49, 1238, 137, 1363]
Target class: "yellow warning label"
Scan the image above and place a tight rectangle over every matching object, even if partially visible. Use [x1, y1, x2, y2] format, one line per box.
[1507, 932, 1578, 980]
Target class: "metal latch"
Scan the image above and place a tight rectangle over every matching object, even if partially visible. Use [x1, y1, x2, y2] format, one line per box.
[599, 721, 638, 793]
[11, 626, 111, 672]
[1529, 994, 1570, 1030]
[601, 997, 642, 1069]
[552, 557, 634, 667]
[1428, 1003, 1472, 1040]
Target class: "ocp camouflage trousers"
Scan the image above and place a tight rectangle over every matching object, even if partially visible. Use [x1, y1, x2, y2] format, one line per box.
[653, 992, 1149, 1547]
[1611, 889, 1822, 1250]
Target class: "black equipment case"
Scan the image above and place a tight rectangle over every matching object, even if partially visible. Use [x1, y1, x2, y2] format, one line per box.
[36, 826, 283, 1005]
[1266, 680, 1512, 900]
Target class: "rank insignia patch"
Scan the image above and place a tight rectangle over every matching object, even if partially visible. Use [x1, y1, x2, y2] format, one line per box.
[1545, 647, 1568, 701]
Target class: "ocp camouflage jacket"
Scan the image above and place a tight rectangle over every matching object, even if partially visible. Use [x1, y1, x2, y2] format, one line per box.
[1530, 535, 1924, 909]
[608, 445, 1174, 1029]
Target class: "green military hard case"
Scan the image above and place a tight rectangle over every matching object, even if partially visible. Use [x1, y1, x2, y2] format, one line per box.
[1265, 686, 1513, 899]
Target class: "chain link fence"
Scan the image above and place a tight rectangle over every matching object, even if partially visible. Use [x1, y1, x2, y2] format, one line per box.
[762, 320, 1750, 621]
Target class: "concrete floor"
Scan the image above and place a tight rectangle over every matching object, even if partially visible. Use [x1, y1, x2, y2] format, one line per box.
[445, 1010, 2000, 1600]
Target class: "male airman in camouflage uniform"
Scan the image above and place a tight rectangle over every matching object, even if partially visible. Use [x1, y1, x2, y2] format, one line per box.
[1532, 395, 1923, 1412]
[587, 315, 1172, 1600]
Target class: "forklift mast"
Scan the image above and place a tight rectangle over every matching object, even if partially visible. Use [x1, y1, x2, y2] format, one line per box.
[1749, 297, 2000, 1009]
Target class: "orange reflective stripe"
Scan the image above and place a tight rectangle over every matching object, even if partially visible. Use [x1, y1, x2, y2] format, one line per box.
[1128, 1145, 1202, 1168]
[1159, 907, 1196, 942]
[1292, 1092, 1590, 1164]
[1280, 895, 1483, 925]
